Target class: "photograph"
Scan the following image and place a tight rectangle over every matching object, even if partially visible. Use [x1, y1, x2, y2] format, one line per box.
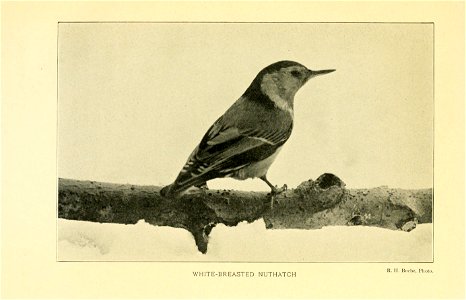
[57, 22, 433, 262]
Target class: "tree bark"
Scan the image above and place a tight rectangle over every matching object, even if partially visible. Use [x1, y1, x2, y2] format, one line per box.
[58, 174, 432, 254]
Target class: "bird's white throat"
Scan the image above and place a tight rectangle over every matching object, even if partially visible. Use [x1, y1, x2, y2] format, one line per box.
[260, 73, 294, 115]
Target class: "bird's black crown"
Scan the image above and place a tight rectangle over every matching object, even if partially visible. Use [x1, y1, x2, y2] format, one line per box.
[260, 60, 306, 75]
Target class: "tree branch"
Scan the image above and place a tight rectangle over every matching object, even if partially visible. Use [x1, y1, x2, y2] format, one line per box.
[58, 174, 432, 253]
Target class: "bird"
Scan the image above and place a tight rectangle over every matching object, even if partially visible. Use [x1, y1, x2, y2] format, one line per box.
[160, 60, 335, 207]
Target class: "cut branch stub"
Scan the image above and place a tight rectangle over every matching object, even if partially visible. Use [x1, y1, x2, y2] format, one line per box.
[263, 173, 347, 229]
[299, 173, 346, 210]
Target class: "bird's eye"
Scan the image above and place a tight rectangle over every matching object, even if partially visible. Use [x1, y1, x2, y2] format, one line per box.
[291, 70, 301, 78]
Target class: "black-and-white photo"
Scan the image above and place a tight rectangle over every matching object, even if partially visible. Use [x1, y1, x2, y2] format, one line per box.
[57, 22, 433, 262]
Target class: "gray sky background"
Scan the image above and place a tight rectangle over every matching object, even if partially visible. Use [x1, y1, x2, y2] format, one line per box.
[58, 23, 433, 190]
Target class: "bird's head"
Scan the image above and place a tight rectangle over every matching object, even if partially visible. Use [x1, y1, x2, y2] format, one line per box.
[246, 61, 335, 109]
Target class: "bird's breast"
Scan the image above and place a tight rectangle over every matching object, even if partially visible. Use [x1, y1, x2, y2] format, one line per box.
[232, 146, 283, 180]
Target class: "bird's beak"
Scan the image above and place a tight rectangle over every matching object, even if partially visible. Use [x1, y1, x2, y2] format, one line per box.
[307, 69, 336, 79]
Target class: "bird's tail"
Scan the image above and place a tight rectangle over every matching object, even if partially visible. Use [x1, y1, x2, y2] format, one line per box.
[160, 183, 179, 198]
[160, 181, 207, 198]
[159, 181, 194, 198]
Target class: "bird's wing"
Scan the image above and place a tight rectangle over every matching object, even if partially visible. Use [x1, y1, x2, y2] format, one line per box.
[172, 117, 292, 189]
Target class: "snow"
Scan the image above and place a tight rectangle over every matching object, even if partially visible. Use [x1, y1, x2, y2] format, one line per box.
[57, 218, 432, 262]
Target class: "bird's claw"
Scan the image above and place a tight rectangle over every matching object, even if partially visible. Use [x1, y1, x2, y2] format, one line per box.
[269, 184, 288, 209]
[275, 184, 287, 193]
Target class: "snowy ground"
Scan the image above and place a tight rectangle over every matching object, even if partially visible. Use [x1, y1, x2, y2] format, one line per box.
[57, 218, 432, 262]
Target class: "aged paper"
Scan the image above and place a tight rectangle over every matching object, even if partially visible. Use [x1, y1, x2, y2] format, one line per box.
[2, 1, 464, 298]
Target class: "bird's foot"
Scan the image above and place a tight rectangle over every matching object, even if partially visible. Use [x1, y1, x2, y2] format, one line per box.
[269, 184, 288, 209]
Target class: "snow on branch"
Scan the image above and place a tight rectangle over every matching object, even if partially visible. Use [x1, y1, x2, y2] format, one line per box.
[58, 174, 432, 254]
